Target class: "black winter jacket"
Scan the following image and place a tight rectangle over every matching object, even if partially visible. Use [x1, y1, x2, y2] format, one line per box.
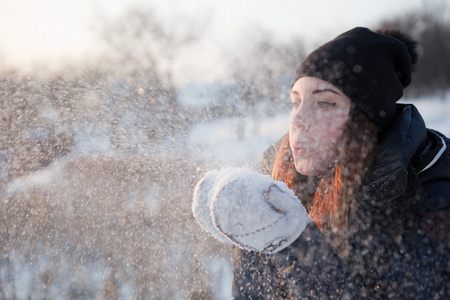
[232, 104, 450, 299]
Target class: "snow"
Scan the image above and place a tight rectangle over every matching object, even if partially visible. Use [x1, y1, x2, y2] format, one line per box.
[400, 95, 450, 137]
[74, 122, 113, 154]
[188, 112, 289, 166]
[210, 257, 234, 300]
[1, 82, 449, 299]
[178, 82, 230, 108]
[5, 162, 63, 194]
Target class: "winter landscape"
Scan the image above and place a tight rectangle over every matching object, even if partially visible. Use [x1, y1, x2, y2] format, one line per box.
[1, 0, 449, 299]
[1, 80, 449, 299]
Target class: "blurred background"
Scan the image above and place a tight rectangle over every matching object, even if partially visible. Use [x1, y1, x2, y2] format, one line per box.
[1, 0, 449, 298]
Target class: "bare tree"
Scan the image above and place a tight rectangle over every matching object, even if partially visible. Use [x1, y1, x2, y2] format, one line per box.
[378, 0, 450, 97]
[97, 6, 208, 90]
[86, 5, 211, 145]
[0, 73, 74, 181]
[227, 29, 306, 137]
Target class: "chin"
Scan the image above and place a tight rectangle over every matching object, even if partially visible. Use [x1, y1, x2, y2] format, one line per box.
[295, 161, 326, 176]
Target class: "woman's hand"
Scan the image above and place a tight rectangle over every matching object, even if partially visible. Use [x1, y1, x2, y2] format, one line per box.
[192, 168, 311, 253]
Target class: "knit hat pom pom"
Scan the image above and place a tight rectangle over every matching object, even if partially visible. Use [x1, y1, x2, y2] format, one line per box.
[376, 29, 419, 71]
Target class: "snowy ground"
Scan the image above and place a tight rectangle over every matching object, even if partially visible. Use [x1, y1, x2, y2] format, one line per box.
[188, 112, 289, 167]
[402, 96, 450, 137]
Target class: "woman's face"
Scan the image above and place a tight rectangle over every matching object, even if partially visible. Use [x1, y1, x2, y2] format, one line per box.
[289, 77, 351, 176]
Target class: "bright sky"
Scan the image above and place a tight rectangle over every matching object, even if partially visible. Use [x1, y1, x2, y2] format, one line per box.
[0, 0, 426, 86]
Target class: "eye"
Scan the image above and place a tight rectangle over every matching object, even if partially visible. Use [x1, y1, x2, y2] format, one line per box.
[318, 101, 336, 108]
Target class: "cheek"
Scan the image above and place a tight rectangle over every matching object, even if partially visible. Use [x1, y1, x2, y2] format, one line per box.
[310, 118, 342, 143]
[321, 121, 346, 145]
[309, 119, 347, 161]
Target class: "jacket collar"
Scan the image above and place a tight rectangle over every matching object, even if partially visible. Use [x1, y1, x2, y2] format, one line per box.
[415, 129, 447, 176]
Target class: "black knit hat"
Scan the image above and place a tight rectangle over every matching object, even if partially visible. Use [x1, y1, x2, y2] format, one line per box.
[292, 27, 418, 133]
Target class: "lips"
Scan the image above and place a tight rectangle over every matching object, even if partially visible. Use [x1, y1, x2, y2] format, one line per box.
[290, 135, 308, 157]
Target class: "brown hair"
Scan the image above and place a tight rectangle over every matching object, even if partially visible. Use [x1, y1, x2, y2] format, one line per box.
[271, 104, 378, 240]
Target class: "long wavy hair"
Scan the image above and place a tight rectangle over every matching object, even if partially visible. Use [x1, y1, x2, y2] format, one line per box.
[271, 103, 378, 243]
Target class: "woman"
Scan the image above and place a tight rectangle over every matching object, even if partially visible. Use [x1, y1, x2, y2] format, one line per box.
[194, 27, 450, 298]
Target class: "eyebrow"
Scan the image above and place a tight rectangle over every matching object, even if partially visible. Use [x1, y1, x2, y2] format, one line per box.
[312, 88, 340, 95]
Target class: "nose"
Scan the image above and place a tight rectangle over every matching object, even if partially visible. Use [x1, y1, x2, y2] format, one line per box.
[296, 124, 309, 132]
[290, 107, 310, 132]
